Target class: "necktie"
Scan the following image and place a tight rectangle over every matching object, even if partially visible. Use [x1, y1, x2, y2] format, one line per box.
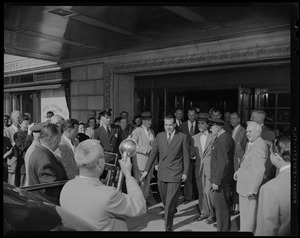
[190, 123, 194, 136]
[167, 133, 172, 144]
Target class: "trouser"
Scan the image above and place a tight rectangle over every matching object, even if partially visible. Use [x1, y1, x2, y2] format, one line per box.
[7, 156, 17, 186]
[158, 180, 181, 231]
[133, 165, 154, 199]
[231, 180, 239, 208]
[239, 194, 258, 233]
[202, 175, 216, 219]
[183, 160, 198, 201]
[210, 186, 232, 231]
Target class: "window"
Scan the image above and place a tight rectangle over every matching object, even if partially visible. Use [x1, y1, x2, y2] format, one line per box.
[260, 93, 290, 135]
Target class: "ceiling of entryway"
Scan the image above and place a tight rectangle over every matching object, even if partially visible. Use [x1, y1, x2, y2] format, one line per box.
[4, 3, 294, 64]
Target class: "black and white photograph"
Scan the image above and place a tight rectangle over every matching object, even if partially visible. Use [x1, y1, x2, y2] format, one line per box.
[3, 2, 298, 236]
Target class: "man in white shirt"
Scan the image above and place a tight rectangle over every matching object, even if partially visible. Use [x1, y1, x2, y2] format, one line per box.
[255, 134, 291, 236]
[4, 110, 22, 185]
[179, 108, 199, 204]
[190, 112, 216, 223]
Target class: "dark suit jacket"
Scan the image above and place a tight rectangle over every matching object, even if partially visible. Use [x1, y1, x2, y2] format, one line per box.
[261, 125, 276, 184]
[178, 120, 200, 140]
[13, 131, 33, 160]
[94, 125, 121, 154]
[232, 125, 248, 171]
[210, 131, 235, 187]
[145, 131, 189, 183]
[27, 143, 68, 205]
[13, 131, 33, 176]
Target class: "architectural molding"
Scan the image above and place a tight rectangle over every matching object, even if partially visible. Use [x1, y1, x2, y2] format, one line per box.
[112, 44, 290, 74]
[103, 43, 290, 109]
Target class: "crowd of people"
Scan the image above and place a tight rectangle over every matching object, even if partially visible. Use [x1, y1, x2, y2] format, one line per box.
[3, 107, 291, 234]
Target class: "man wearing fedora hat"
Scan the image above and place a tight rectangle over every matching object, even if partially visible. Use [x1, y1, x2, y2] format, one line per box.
[208, 117, 235, 231]
[130, 111, 155, 201]
[190, 112, 216, 224]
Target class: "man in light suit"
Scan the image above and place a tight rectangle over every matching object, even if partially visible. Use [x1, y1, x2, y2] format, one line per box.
[60, 139, 146, 231]
[141, 114, 189, 232]
[255, 134, 291, 236]
[190, 113, 216, 223]
[230, 112, 248, 215]
[250, 110, 276, 185]
[27, 124, 68, 205]
[55, 119, 80, 179]
[209, 118, 235, 231]
[24, 121, 49, 186]
[4, 110, 22, 185]
[130, 111, 155, 200]
[179, 107, 199, 204]
[234, 121, 268, 233]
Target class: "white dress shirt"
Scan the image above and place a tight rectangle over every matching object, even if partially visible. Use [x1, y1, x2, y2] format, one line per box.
[200, 130, 208, 152]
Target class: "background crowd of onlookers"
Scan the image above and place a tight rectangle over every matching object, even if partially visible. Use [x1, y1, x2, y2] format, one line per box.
[3, 107, 291, 234]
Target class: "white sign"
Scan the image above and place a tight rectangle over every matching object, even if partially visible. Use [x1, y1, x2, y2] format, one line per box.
[41, 89, 69, 122]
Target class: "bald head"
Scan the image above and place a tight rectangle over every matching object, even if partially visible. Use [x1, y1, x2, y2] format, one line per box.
[250, 110, 266, 125]
[246, 121, 262, 142]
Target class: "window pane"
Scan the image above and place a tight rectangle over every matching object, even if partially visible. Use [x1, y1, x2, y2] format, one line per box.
[277, 124, 290, 135]
[277, 93, 290, 107]
[264, 109, 275, 123]
[277, 109, 290, 123]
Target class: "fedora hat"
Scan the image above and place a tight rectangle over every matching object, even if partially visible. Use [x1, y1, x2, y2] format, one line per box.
[208, 118, 225, 126]
[197, 112, 210, 122]
[141, 111, 152, 119]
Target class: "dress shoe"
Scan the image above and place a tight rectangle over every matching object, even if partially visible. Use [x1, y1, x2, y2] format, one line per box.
[194, 215, 209, 222]
[166, 227, 173, 232]
[205, 217, 216, 225]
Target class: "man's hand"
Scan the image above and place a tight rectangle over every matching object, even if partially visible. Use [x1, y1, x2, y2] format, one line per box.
[247, 193, 257, 201]
[212, 183, 219, 191]
[181, 174, 187, 182]
[3, 147, 13, 159]
[119, 152, 132, 178]
[140, 171, 148, 182]
[233, 171, 238, 181]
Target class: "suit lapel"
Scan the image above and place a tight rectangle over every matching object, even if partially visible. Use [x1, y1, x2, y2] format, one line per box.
[167, 132, 180, 154]
[203, 133, 212, 156]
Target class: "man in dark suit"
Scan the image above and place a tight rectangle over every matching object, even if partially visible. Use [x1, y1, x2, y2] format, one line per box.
[178, 107, 199, 204]
[250, 110, 276, 185]
[174, 108, 183, 130]
[13, 116, 34, 187]
[230, 112, 248, 215]
[141, 114, 189, 232]
[209, 118, 235, 231]
[94, 109, 122, 164]
[27, 124, 68, 205]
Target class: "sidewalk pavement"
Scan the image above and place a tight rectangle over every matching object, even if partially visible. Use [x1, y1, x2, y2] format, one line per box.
[126, 190, 240, 232]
